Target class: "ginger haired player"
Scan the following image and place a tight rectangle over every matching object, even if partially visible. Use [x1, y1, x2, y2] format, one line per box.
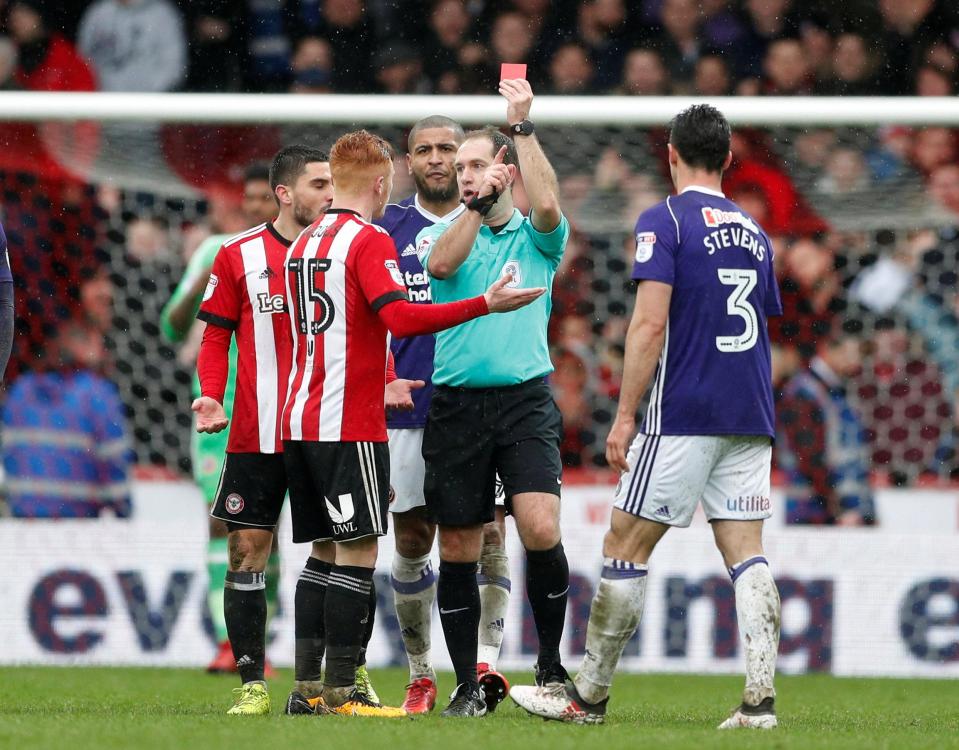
[279, 130, 544, 717]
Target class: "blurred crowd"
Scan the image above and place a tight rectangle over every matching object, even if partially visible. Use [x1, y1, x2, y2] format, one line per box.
[0, 1, 958, 97]
[1, 0, 959, 523]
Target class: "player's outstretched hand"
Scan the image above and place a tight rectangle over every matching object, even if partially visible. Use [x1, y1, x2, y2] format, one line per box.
[498, 78, 533, 125]
[484, 273, 546, 313]
[385, 378, 426, 411]
[192, 396, 229, 433]
[605, 414, 635, 473]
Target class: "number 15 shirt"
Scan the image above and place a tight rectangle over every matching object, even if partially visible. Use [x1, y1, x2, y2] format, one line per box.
[631, 186, 782, 439]
[281, 209, 411, 444]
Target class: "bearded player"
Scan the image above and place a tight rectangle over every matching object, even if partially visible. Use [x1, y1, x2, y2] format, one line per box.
[161, 164, 279, 672]
[192, 145, 334, 715]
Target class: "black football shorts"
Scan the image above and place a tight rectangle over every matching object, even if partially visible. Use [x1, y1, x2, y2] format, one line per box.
[283, 440, 390, 543]
[210, 452, 287, 530]
[423, 378, 563, 527]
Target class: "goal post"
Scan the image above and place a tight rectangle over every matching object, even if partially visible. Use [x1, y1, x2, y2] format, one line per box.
[2, 91, 959, 125]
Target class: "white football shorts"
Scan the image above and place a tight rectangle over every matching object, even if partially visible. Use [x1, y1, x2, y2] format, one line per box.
[388, 428, 427, 514]
[613, 434, 772, 527]
[388, 428, 505, 514]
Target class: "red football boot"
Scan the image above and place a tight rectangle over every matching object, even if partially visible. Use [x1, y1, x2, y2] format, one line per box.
[401, 676, 437, 714]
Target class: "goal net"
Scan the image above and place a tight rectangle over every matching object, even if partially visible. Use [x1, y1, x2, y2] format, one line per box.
[1, 93, 957, 485]
[3, 94, 959, 676]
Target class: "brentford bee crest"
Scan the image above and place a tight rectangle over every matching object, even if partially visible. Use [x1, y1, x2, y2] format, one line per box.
[225, 493, 244, 514]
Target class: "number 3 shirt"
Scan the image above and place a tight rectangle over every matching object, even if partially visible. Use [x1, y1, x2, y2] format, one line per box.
[197, 222, 295, 454]
[631, 186, 782, 439]
[281, 209, 410, 444]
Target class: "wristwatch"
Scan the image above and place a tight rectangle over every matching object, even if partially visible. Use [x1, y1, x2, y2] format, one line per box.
[510, 119, 535, 137]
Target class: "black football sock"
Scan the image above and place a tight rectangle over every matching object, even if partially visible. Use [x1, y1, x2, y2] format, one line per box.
[324, 565, 374, 688]
[294, 557, 331, 682]
[437, 560, 481, 690]
[224, 571, 267, 684]
[525, 542, 569, 668]
[357, 578, 376, 668]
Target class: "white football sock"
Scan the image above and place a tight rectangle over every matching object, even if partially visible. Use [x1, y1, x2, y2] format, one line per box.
[574, 559, 648, 705]
[477, 543, 511, 668]
[730, 556, 780, 706]
[391, 552, 436, 680]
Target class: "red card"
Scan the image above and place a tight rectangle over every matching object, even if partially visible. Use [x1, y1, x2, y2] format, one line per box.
[500, 63, 527, 81]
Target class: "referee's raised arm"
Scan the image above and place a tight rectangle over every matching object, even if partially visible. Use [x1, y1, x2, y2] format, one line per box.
[499, 78, 561, 233]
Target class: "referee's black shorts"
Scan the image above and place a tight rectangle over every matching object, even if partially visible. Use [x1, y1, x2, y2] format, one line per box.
[422, 377, 562, 527]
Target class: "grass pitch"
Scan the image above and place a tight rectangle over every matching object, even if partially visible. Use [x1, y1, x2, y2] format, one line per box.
[2, 667, 957, 750]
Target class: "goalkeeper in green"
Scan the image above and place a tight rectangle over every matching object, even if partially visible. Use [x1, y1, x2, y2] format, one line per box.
[160, 163, 279, 673]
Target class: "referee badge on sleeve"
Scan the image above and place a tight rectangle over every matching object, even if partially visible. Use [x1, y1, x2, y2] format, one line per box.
[635, 232, 656, 263]
[415, 235, 433, 263]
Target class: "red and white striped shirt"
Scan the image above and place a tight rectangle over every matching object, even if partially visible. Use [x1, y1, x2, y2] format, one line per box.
[281, 209, 410, 443]
[198, 222, 293, 454]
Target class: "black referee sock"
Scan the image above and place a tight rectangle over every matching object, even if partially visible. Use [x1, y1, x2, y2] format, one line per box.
[525, 543, 569, 668]
[437, 560, 480, 690]
[357, 579, 376, 668]
[294, 557, 331, 682]
[224, 571, 267, 685]
[324, 565, 374, 688]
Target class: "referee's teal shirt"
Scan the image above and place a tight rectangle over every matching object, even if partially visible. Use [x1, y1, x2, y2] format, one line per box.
[415, 208, 570, 387]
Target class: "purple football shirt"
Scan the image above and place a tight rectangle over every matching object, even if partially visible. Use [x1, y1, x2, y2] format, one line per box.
[631, 186, 782, 438]
[376, 195, 464, 429]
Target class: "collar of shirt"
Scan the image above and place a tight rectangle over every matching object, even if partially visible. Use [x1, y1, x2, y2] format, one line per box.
[680, 185, 726, 198]
[266, 221, 293, 246]
[479, 208, 525, 236]
[413, 194, 465, 224]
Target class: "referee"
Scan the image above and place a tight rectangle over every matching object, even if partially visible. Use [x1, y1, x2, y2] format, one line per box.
[414, 79, 570, 717]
